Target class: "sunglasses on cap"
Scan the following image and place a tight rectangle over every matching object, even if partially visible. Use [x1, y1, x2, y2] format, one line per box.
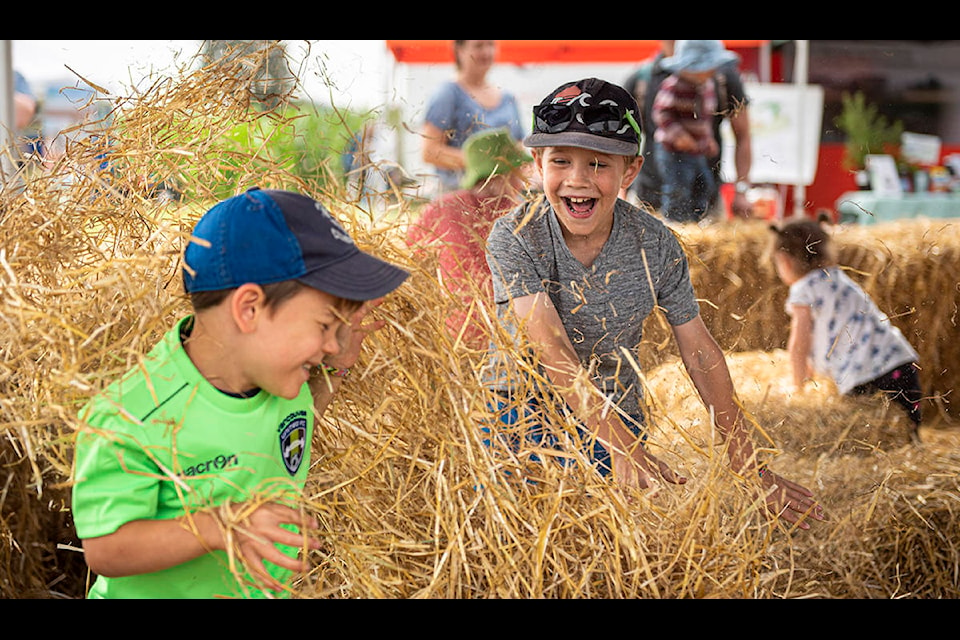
[533, 102, 642, 142]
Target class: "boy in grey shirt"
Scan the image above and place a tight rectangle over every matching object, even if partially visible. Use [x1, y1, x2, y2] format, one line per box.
[485, 78, 823, 529]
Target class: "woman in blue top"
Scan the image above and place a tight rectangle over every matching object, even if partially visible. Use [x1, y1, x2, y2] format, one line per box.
[422, 40, 524, 193]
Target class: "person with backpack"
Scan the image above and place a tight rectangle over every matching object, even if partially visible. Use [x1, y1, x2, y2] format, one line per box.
[624, 40, 753, 221]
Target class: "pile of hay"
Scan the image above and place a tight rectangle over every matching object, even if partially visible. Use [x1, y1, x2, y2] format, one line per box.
[2, 49, 958, 599]
[644, 349, 960, 598]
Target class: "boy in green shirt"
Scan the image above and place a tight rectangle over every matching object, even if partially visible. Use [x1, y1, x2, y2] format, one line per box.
[71, 187, 408, 598]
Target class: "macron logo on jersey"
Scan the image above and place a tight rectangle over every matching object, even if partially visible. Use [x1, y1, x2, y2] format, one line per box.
[182, 453, 239, 477]
[278, 410, 308, 476]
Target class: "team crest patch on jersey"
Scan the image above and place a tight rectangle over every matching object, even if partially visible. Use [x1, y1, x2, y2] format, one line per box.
[279, 414, 308, 475]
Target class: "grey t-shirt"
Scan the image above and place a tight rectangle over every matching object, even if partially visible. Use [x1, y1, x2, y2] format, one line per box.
[484, 196, 700, 416]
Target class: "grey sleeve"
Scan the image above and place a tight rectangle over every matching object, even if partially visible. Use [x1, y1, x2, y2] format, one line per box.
[652, 230, 700, 326]
[485, 216, 546, 305]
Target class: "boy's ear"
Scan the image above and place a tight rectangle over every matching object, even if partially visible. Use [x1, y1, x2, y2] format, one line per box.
[621, 155, 643, 189]
[531, 149, 545, 175]
[231, 283, 266, 333]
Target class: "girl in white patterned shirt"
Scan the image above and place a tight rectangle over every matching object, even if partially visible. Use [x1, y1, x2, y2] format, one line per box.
[770, 218, 922, 442]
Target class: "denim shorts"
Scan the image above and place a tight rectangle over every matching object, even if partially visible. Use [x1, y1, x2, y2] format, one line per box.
[483, 391, 647, 477]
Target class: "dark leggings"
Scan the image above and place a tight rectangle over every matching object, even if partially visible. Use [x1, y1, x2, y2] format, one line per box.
[850, 362, 922, 426]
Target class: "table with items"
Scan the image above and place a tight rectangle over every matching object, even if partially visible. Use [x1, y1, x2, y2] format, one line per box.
[835, 191, 960, 224]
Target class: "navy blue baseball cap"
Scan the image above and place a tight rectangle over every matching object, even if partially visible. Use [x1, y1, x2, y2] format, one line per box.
[183, 187, 408, 300]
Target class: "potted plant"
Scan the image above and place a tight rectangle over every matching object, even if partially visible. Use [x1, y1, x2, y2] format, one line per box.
[834, 90, 904, 189]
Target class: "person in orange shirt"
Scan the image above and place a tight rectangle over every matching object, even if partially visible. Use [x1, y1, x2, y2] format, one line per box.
[407, 127, 531, 349]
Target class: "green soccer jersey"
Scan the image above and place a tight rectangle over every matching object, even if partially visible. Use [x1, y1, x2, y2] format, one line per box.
[72, 316, 315, 599]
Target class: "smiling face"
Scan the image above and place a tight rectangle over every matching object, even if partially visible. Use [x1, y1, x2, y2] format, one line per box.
[534, 146, 641, 240]
[243, 286, 350, 400]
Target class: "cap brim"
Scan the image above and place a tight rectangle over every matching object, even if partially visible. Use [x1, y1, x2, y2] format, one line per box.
[461, 153, 533, 188]
[661, 52, 739, 73]
[524, 131, 638, 157]
[299, 250, 409, 301]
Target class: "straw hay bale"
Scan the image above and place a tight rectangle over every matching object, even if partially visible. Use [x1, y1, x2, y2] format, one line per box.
[644, 348, 960, 598]
[2, 48, 958, 598]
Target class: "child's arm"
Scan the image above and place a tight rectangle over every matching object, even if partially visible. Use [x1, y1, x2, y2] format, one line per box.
[672, 316, 823, 528]
[672, 316, 755, 469]
[514, 292, 685, 489]
[81, 501, 319, 591]
[422, 121, 466, 171]
[652, 82, 698, 153]
[672, 130, 699, 153]
[653, 108, 696, 153]
[786, 305, 814, 390]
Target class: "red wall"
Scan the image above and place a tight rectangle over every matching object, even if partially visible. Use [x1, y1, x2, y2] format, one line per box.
[794, 143, 856, 216]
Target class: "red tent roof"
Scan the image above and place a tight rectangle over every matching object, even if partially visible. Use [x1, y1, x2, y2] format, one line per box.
[386, 40, 770, 65]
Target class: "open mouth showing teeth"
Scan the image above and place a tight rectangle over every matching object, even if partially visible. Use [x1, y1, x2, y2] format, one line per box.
[564, 196, 596, 217]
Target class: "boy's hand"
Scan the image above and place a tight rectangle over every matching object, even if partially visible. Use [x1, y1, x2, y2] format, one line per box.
[328, 298, 387, 370]
[612, 447, 687, 491]
[760, 470, 824, 530]
[731, 191, 752, 218]
[229, 501, 321, 593]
